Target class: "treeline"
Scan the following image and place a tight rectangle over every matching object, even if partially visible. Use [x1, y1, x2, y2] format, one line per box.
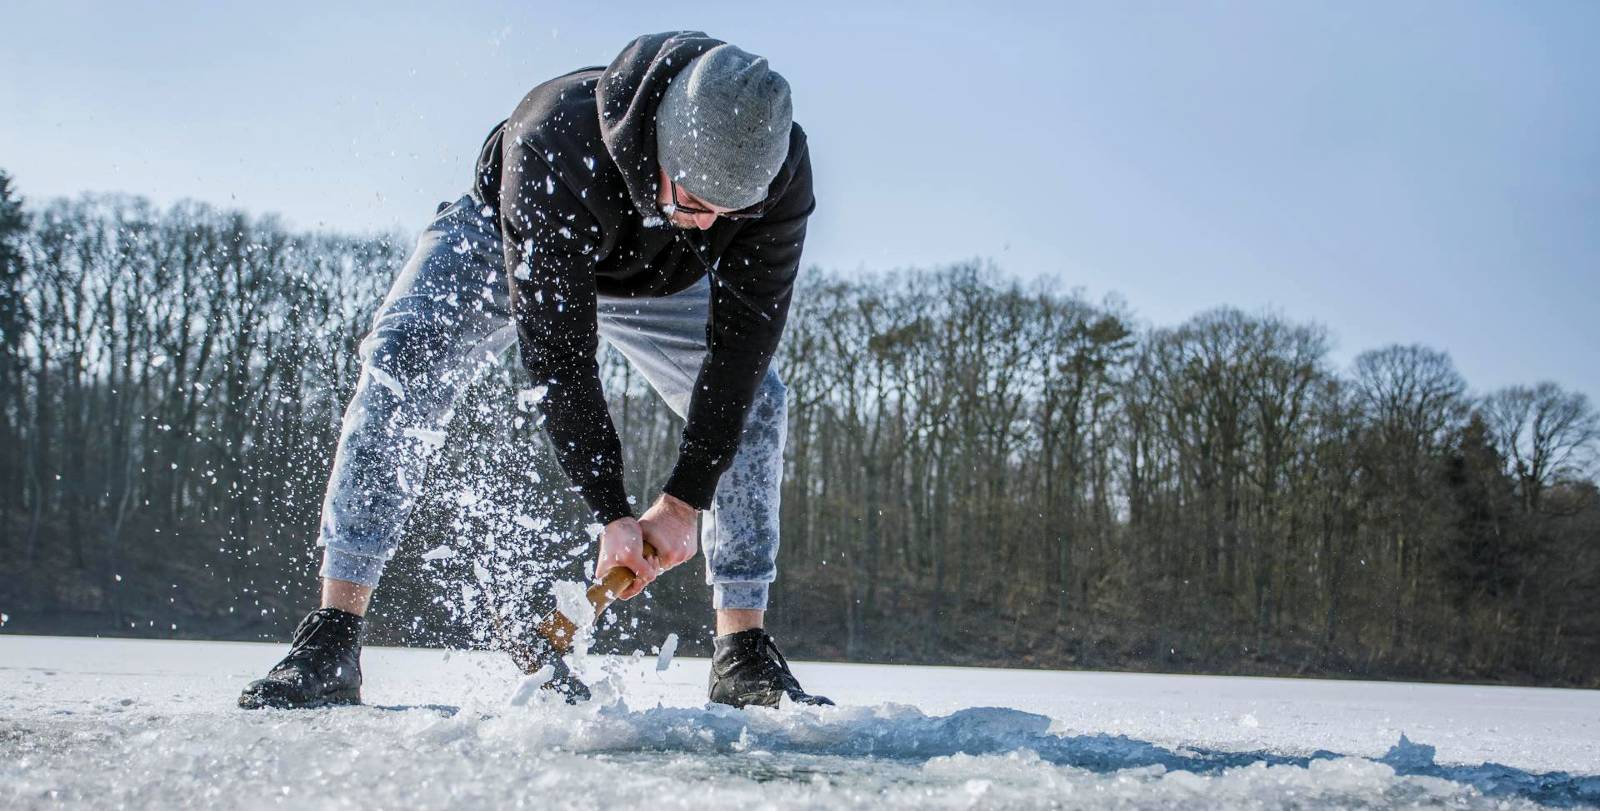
[0, 174, 1596, 686]
[765, 270, 1599, 684]
[0, 177, 409, 635]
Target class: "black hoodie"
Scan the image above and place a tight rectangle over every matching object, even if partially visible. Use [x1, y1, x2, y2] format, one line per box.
[472, 31, 814, 525]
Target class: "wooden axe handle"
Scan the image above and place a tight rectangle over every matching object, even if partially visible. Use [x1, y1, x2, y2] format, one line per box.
[531, 540, 657, 658]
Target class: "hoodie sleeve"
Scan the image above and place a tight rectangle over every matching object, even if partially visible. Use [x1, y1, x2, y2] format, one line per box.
[499, 140, 634, 526]
[661, 147, 815, 508]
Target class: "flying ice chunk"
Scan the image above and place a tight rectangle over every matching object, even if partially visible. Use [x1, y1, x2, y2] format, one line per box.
[517, 386, 548, 412]
[452, 237, 472, 255]
[513, 513, 549, 532]
[656, 633, 679, 672]
[421, 545, 456, 562]
[514, 261, 532, 281]
[550, 580, 595, 631]
[507, 665, 554, 706]
[403, 427, 446, 451]
[368, 366, 406, 401]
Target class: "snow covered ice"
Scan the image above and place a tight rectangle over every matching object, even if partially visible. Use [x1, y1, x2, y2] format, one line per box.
[3, 636, 1598, 809]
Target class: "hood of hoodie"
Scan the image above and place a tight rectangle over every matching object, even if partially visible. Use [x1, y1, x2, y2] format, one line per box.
[598, 31, 799, 221]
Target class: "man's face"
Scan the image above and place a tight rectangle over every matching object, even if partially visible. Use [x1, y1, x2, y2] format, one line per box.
[656, 166, 736, 231]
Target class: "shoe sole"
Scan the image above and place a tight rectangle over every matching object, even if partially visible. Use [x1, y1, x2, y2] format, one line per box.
[238, 686, 361, 710]
[709, 690, 835, 709]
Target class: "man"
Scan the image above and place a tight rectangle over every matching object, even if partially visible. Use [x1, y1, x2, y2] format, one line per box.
[239, 31, 829, 710]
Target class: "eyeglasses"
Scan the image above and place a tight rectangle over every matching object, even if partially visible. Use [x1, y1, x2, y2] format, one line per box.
[667, 182, 761, 221]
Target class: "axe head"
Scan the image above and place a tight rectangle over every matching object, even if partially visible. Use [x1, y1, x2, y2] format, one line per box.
[497, 562, 639, 676]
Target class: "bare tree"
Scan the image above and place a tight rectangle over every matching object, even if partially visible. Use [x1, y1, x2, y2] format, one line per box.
[1483, 383, 1600, 512]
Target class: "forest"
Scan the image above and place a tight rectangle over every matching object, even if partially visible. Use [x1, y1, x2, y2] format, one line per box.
[1, 171, 1596, 686]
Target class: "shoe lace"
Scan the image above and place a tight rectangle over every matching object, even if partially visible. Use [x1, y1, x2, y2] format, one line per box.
[756, 634, 804, 695]
[282, 613, 342, 666]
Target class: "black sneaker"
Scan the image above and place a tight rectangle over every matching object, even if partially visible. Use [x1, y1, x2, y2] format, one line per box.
[708, 629, 834, 708]
[238, 608, 364, 709]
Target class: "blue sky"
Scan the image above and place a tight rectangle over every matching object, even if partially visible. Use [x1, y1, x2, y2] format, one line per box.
[3, 1, 1596, 402]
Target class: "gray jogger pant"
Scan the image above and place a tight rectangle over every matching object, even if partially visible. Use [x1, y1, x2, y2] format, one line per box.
[315, 195, 785, 610]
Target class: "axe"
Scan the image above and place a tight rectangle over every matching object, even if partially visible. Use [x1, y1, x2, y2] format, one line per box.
[489, 541, 658, 677]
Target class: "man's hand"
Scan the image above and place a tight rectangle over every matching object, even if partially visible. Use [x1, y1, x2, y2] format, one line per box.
[638, 493, 699, 572]
[595, 517, 661, 601]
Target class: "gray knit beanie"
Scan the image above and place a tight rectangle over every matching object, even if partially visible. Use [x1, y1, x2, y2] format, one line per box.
[655, 44, 793, 210]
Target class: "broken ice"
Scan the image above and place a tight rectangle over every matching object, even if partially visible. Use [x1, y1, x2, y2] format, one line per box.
[402, 427, 447, 451]
[421, 545, 456, 562]
[368, 366, 406, 401]
[516, 386, 548, 411]
[656, 633, 679, 672]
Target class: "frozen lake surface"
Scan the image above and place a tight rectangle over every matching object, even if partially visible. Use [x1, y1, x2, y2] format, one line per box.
[3, 635, 1597, 809]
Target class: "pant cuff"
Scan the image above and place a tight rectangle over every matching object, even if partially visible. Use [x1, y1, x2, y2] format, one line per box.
[319, 546, 388, 589]
[712, 581, 770, 611]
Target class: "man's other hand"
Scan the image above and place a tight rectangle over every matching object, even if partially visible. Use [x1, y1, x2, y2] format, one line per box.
[595, 517, 660, 601]
[639, 493, 699, 572]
